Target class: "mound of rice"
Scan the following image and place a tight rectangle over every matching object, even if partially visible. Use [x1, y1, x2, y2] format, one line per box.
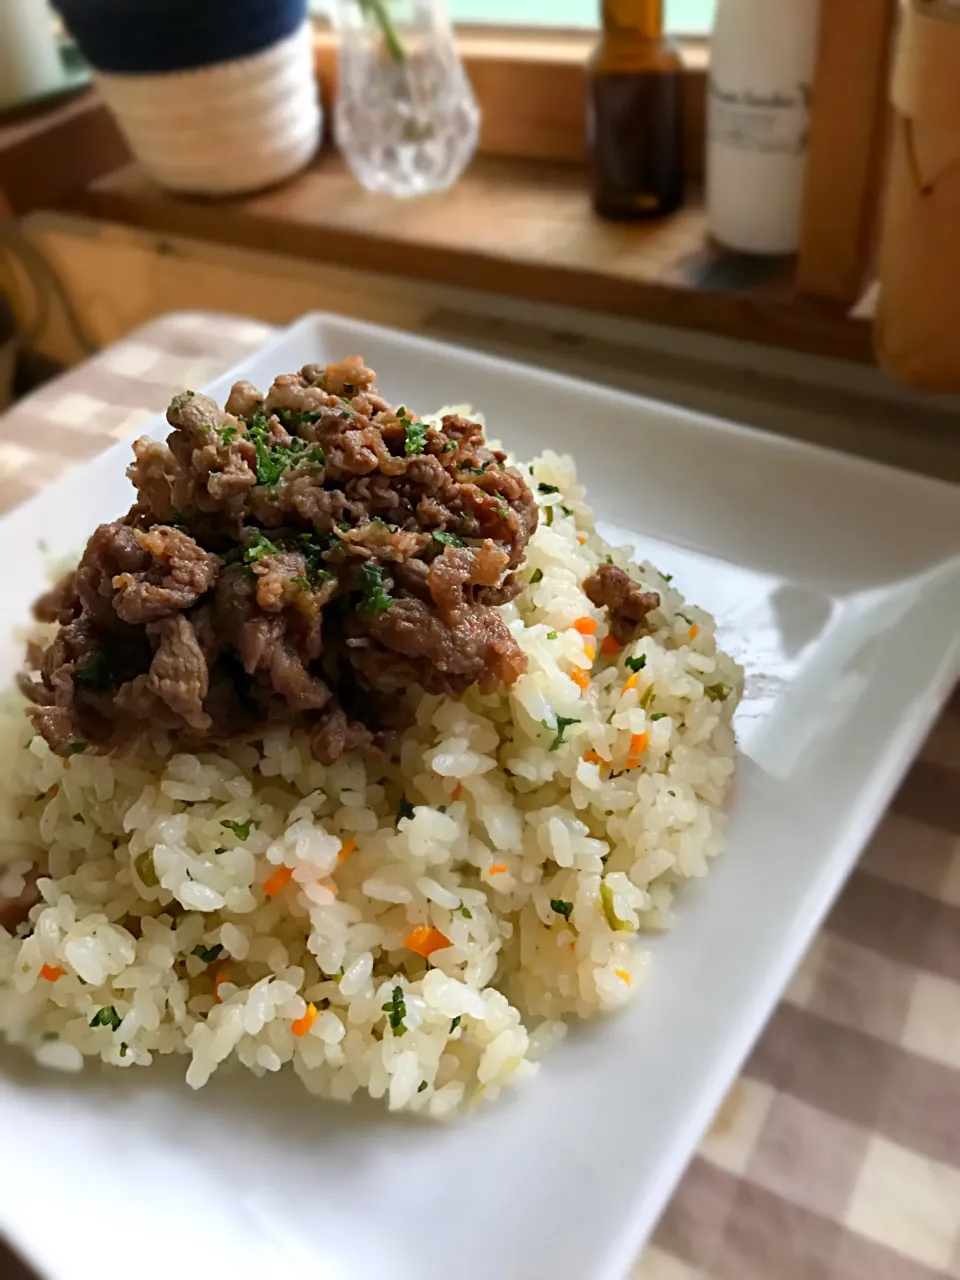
[0, 444, 742, 1118]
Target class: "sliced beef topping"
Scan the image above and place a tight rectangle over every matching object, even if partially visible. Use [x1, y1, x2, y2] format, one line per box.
[146, 615, 211, 731]
[112, 527, 220, 624]
[583, 563, 660, 646]
[22, 357, 536, 761]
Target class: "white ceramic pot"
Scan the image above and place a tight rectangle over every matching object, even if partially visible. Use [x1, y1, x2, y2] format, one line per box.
[93, 21, 321, 196]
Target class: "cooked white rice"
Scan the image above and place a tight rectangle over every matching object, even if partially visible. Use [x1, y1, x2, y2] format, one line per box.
[0, 442, 742, 1117]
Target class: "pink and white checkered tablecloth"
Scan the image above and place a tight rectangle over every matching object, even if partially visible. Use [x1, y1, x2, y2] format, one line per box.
[1, 313, 958, 1280]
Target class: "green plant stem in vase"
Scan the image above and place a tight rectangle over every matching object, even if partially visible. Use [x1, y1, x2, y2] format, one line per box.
[331, 0, 479, 196]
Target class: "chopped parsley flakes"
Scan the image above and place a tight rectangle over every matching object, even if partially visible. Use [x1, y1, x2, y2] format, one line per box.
[220, 818, 255, 840]
[538, 483, 560, 494]
[625, 655, 647, 673]
[544, 716, 580, 751]
[134, 851, 159, 887]
[73, 650, 113, 691]
[168, 390, 195, 414]
[550, 899, 573, 922]
[650, 712, 668, 721]
[192, 943, 224, 963]
[403, 417, 428, 456]
[243, 529, 279, 564]
[417, 1080, 428, 1092]
[382, 985, 408, 1037]
[704, 684, 728, 702]
[529, 568, 543, 584]
[246, 410, 311, 488]
[547, 630, 558, 640]
[599, 882, 633, 932]
[89, 1005, 122, 1031]
[454, 902, 473, 919]
[450, 1015, 462, 1032]
[432, 530, 464, 548]
[219, 424, 237, 445]
[357, 561, 393, 618]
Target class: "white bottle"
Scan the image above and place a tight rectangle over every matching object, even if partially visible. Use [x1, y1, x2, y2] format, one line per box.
[706, 0, 821, 255]
[0, 0, 62, 111]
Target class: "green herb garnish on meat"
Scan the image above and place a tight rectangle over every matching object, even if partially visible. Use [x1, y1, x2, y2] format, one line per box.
[243, 530, 279, 564]
[357, 561, 393, 618]
[297, 531, 333, 583]
[382, 985, 408, 1037]
[73, 650, 113, 691]
[538, 483, 559, 495]
[550, 899, 573, 921]
[168, 390, 195, 414]
[404, 419, 428, 456]
[220, 818, 255, 840]
[625, 655, 647, 673]
[432, 530, 464, 548]
[246, 411, 310, 487]
[443, 440, 457, 452]
[529, 568, 543, 584]
[545, 716, 580, 751]
[89, 1005, 122, 1031]
[309, 445, 325, 466]
[192, 943, 224, 963]
[219, 424, 237, 445]
[704, 684, 728, 702]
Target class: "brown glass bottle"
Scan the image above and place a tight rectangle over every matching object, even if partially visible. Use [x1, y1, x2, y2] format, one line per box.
[587, 0, 685, 220]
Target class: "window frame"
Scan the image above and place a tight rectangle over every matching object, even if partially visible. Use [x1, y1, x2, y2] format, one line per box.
[314, 0, 898, 307]
[313, 26, 708, 174]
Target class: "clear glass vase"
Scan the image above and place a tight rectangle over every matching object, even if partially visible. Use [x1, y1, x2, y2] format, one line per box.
[330, 0, 480, 197]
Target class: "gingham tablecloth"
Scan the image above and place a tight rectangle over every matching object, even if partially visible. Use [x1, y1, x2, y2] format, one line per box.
[2, 312, 958, 1280]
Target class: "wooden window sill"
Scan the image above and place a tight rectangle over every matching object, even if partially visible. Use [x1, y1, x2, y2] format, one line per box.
[312, 29, 706, 171]
[69, 151, 872, 363]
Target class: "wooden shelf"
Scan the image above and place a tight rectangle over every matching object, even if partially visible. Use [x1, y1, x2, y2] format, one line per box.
[71, 152, 873, 363]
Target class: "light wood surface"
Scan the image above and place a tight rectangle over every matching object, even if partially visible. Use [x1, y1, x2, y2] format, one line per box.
[72, 154, 871, 362]
[0, 91, 127, 218]
[796, 0, 897, 303]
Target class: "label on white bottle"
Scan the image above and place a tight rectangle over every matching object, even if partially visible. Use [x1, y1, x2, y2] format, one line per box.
[707, 76, 811, 157]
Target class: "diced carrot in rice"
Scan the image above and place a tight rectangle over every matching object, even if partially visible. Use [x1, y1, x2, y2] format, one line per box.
[404, 925, 451, 958]
[292, 1003, 319, 1036]
[262, 865, 293, 898]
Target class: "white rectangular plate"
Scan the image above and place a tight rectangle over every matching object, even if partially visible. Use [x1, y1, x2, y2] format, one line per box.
[1, 314, 958, 1280]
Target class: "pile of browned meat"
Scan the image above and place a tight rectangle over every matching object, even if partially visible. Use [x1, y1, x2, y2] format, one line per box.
[20, 357, 539, 763]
